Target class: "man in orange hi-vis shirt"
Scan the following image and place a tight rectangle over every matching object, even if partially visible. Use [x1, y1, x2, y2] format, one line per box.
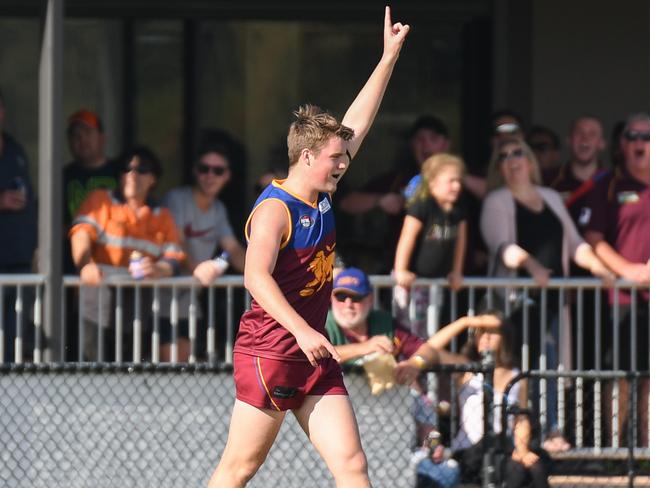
[69, 146, 185, 362]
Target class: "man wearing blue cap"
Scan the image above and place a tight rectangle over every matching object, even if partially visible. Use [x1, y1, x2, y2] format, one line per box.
[325, 266, 461, 488]
[326, 267, 437, 380]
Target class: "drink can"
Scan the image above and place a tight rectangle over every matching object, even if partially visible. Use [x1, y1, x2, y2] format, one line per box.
[129, 251, 145, 279]
[425, 429, 441, 452]
[212, 251, 230, 274]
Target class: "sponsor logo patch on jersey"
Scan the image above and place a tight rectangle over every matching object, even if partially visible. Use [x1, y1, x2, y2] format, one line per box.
[299, 215, 313, 228]
[318, 198, 331, 213]
[272, 386, 297, 399]
[617, 191, 640, 205]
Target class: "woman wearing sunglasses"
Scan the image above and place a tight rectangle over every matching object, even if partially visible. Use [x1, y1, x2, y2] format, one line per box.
[480, 138, 613, 452]
[69, 146, 186, 361]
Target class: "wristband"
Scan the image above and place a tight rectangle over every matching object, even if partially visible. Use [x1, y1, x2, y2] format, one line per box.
[410, 354, 427, 370]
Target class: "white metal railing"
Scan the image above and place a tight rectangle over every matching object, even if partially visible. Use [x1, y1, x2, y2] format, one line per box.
[1, 273, 650, 452]
[61, 274, 249, 364]
[1, 274, 645, 368]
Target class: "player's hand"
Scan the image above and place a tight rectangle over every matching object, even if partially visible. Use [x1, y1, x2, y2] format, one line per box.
[193, 260, 223, 286]
[383, 6, 410, 60]
[80, 262, 103, 285]
[295, 327, 341, 367]
[365, 335, 394, 355]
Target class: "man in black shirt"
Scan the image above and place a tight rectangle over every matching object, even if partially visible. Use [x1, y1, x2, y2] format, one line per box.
[62, 110, 118, 273]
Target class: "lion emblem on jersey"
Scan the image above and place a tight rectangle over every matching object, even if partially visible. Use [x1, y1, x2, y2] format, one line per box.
[300, 244, 336, 297]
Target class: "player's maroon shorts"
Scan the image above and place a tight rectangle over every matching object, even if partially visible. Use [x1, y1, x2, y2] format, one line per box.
[233, 352, 348, 411]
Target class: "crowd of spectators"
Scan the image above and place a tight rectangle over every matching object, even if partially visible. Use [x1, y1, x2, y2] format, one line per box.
[2, 86, 650, 485]
[2, 92, 649, 366]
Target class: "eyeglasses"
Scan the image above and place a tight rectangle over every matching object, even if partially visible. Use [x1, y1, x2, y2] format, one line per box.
[123, 164, 153, 175]
[623, 130, 650, 142]
[333, 292, 365, 303]
[196, 162, 228, 176]
[497, 148, 525, 163]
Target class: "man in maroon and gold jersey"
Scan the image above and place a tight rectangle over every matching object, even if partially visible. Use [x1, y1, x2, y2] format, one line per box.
[208, 8, 409, 488]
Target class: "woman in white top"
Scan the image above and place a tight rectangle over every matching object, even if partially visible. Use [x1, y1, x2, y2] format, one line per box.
[479, 138, 612, 451]
[428, 312, 550, 488]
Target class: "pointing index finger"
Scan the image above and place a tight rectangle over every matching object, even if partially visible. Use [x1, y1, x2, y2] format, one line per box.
[384, 6, 392, 33]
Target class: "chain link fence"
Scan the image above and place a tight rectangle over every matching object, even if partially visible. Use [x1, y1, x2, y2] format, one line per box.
[501, 370, 650, 488]
[4, 363, 650, 487]
[0, 364, 424, 488]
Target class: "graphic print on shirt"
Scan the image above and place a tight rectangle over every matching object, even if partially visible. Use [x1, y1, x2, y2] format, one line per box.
[300, 243, 336, 297]
[424, 221, 458, 241]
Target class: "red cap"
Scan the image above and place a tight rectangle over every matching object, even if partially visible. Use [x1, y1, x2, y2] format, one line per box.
[67, 109, 102, 131]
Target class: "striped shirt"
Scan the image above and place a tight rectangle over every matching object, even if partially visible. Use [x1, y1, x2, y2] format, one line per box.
[69, 189, 185, 271]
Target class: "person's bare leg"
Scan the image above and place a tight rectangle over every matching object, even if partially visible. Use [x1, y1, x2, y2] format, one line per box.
[293, 395, 371, 488]
[207, 399, 286, 488]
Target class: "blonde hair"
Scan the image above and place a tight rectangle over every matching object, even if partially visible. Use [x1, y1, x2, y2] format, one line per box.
[411, 153, 466, 202]
[485, 138, 541, 192]
[287, 105, 354, 166]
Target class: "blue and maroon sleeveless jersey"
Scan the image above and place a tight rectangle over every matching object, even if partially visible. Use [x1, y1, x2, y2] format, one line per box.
[234, 180, 336, 361]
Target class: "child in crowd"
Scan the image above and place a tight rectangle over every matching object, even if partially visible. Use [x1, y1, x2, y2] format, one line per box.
[428, 312, 551, 488]
[393, 153, 467, 337]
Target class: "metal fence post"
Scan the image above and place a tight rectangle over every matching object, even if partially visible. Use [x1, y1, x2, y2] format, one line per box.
[628, 372, 637, 488]
[482, 349, 497, 488]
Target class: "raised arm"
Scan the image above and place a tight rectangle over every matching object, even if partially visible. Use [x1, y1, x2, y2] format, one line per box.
[342, 6, 409, 159]
[426, 314, 501, 351]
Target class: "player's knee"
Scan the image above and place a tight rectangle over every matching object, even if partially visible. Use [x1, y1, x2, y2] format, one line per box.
[218, 454, 264, 485]
[232, 457, 265, 485]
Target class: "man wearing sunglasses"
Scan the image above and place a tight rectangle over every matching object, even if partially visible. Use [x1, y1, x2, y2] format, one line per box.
[325, 267, 437, 377]
[583, 112, 650, 299]
[163, 142, 246, 286]
[325, 267, 460, 488]
[159, 142, 246, 362]
[582, 112, 650, 445]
